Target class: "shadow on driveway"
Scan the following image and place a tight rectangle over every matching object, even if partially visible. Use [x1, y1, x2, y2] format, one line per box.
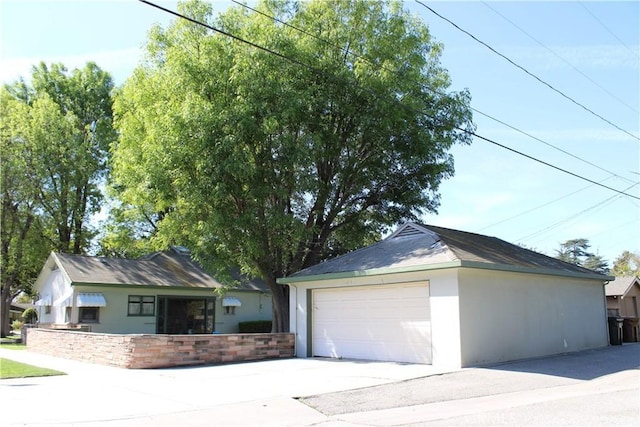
[300, 344, 640, 416]
[488, 343, 640, 380]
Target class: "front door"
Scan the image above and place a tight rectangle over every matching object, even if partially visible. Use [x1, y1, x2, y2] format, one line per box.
[156, 297, 215, 334]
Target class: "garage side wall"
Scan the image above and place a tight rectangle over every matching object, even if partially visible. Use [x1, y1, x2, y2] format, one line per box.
[457, 268, 608, 367]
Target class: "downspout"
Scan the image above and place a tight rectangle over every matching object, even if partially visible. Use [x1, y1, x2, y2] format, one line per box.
[603, 280, 611, 346]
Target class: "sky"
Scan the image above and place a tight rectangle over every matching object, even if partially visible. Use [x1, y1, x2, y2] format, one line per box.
[1, 0, 638, 267]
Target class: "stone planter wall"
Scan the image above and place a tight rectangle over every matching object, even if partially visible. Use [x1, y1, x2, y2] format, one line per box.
[26, 328, 294, 369]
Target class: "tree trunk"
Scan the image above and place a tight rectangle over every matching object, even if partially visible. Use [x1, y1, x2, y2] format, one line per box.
[267, 276, 289, 333]
[0, 285, 13, 338]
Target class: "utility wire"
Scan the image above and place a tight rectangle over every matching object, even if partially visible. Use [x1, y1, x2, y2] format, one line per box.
[477, 180, 603, 232]
[482, 1, 638, 114]
[137, 0, 640, 201]
[516, 182, 639, 244]
[578, 1, 639, 58]
[232, 0, 636, 185]
[414, 0, 640, 141]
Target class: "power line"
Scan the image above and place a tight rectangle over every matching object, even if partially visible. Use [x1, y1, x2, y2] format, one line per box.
[578, 1, 639, 58]
[232, 0, 636, 185]
[469, 132, 639, 200]
[414, 0, 640, 141]
[477, 181, 603, 232]
[481, 1, 638, 114]
[516, 182, 639, 244]
[137, 0, 640, 201]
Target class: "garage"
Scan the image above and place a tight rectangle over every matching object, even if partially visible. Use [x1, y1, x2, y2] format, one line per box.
[312, 283, 432, 364]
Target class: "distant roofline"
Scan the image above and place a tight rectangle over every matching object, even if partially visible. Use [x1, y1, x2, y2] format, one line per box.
[277, 259, 613, 284]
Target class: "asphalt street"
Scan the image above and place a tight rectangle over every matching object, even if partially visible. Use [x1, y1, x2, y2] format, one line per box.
[0, 343, 638, 426]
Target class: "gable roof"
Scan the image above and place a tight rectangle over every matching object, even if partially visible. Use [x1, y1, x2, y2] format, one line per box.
[605, 276, 640, 297]
[36, 249, 269, 292]
[279, 222, 611, 283]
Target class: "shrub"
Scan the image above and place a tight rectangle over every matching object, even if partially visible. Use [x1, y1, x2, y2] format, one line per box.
[238, 320, 272, 333]
[22, 308, 38, 323]
[11, 320, 24, 331]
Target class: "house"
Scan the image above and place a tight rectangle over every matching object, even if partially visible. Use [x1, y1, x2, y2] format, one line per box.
[605, 276, 640, 342]
[278, 223, 611, 368]
[33, 247, 272, 334]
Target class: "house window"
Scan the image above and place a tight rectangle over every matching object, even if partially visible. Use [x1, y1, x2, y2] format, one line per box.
[45, 305, 51, 314]
[128, 296, 155, 316]
[224, 306, 236, 315]
[79, 307, 99, 323]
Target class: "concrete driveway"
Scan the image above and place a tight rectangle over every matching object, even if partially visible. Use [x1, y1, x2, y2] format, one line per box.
[1, 344, 638, 426]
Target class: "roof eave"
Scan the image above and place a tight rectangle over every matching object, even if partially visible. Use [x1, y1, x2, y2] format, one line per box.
[458, 261, 614, 282]
[277, 260, 613, 284]
[70, 282, 221, 291]
[277, 261, 462, 284]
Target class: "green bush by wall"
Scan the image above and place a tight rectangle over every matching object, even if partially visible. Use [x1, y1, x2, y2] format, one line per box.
[238, 320, 272, 333]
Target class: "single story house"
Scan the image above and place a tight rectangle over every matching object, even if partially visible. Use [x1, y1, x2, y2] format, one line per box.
[278, 222, 611, 368]
[33, 247, 272, 334]
[605, 276, 640, 342]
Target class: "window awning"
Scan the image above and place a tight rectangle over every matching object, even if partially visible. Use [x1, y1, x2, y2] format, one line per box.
[77, 293, 107, 307]
[222, 296, 242, 307]
[35, 296, 51, 306]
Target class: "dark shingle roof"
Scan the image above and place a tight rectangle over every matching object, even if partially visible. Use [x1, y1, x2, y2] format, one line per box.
[55, 250, 269, 292]
[605, 276, 640, 296]
[286, 223, 608, 280]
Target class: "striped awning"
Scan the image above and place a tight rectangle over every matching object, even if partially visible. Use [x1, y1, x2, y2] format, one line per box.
[222, 296, 242, 307]
[77, 293, 107, 307]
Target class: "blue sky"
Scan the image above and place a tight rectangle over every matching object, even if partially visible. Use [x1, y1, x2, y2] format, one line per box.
[1, 1, 638, 266]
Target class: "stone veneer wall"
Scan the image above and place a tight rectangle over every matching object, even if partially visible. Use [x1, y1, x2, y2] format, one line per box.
[26, 328, 294, 369]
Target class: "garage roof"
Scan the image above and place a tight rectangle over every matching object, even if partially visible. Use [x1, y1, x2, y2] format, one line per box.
[280, 222, 611, 283]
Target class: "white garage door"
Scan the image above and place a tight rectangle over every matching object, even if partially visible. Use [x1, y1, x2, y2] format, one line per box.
[312, 283, 431, 364]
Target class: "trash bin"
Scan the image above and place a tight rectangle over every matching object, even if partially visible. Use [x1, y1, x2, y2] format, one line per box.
[622, 318, 639, 343]
[608, 317, 624, 345]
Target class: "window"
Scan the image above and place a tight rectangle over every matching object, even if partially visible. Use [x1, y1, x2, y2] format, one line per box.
[128, 296, 155, 316]
[224, 306, 236, 315]
[79, 307, 99, 323]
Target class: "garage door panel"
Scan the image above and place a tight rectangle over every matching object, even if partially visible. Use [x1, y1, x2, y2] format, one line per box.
[312, 283, 431, 364]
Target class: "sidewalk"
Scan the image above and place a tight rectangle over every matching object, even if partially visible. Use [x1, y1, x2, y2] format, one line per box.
[1, 344, 638, 426]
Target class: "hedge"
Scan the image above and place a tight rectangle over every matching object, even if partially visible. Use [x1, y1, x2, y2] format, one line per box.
[238, 320, 272, 333]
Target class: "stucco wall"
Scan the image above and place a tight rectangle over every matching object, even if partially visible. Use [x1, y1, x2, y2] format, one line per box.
[72, 286, 222, 334]
[36, 270, 68, 324]
[26, 328, 294, 369]
[286, 268, 462, 367]
[214, 291, 272, 333]
[39, 285, 272, 335]
[457, 268, 608, 367]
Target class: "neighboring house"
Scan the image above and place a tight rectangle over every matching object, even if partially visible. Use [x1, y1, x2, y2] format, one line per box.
[605, 276, 640, 342]
[33, 247, 272, 334]
[605, 276, 640, 318]
[278, 223, 611, 368]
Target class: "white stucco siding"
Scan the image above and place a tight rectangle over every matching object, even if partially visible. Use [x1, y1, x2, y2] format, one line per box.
[214, 291, 272, 333]
[72, 287, 211, 334]
[286, 268, 463, 366]
[456, 268, 608, 367]
[36, 270, 70, 325]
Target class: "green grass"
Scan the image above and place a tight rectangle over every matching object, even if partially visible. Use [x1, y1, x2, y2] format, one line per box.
[0, 358, 65, 379]
[0, 343, 26, 350]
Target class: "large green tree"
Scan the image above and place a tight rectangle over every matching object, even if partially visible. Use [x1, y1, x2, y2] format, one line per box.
[0, 62, 115, 336]
[610, 251, 640, 278]
[111, 0, 474, 331]
[556, 238, 609, 274]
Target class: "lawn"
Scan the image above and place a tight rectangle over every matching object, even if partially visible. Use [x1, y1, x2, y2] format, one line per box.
[0, 358, 65, 379]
